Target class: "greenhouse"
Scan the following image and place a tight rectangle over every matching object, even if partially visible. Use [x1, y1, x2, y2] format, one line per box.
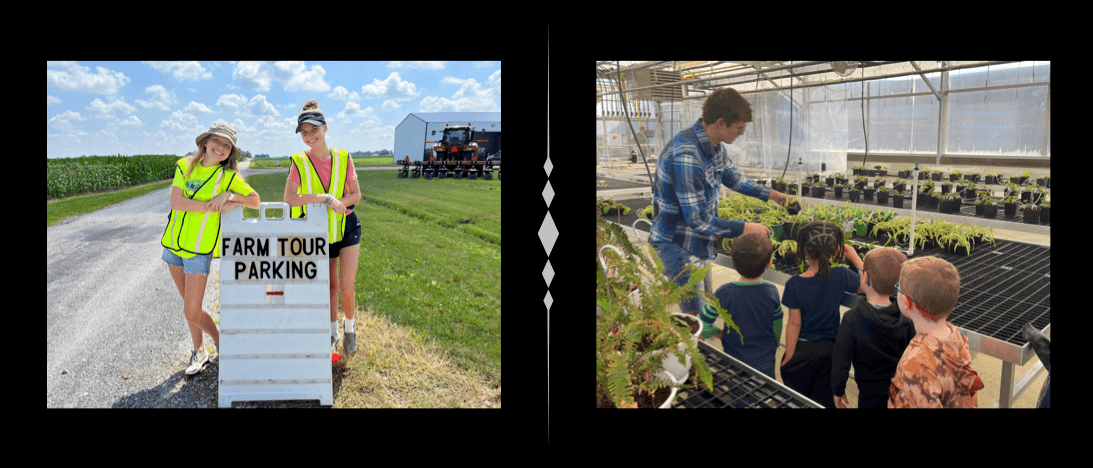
[592, 61, 1050, 408]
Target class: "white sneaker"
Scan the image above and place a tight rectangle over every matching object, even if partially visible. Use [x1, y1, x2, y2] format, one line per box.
[186, 350, 210, 375]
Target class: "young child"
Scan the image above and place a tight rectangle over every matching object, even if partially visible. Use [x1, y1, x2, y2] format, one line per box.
[831, 247, 915, 408]
[888, 256, 984, 408]
[779, 221, 863, 409]
[698, 231, 783, 380]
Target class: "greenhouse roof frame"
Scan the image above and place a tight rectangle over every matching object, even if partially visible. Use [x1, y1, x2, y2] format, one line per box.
[595, 61, 1022, 101]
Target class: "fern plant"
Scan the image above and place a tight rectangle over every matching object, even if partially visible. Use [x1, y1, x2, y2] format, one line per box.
[596, 215, 742, 408]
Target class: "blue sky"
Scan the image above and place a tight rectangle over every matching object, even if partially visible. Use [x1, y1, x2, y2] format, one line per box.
[47, 61, 501, 158]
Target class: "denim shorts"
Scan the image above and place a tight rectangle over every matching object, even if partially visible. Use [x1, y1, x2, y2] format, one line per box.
[650, 241, 713, 314]
[162, 247, 212, 275]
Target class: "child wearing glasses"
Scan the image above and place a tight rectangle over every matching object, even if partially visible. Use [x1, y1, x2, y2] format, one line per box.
[831, 247, 915, 408]
[888, 256, 984, 408]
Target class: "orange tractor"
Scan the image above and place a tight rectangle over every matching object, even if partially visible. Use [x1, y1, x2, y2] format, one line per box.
[398, 123, 499, 180]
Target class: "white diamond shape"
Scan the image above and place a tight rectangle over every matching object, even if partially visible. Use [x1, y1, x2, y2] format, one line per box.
[538, 212, 558, 256]
[542, 180, 554, 207]
[542, 260, 554, 287]
[544, 156, 553, 177]
[544, 290, 553, 312]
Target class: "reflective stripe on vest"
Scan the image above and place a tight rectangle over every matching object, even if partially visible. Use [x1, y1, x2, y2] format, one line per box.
[161, 159, 232, 257]
[290, 149, 348, 244]
[192, 169, 225, 252]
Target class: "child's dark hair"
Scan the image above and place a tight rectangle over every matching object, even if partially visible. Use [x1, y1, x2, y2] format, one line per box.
[795, 220, 844, 281]
[730, 231, 773, 278]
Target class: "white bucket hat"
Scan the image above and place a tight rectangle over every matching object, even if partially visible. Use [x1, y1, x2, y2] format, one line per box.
[195, 122, 242, 160]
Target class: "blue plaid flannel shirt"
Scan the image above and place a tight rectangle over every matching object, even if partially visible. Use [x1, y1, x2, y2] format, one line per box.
[649, 119, 771, 260]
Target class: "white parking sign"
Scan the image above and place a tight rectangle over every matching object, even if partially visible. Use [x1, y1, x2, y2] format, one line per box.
[218, 202, 333, 407]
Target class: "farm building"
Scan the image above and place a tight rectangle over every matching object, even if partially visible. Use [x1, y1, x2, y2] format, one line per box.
[393, 112, 501, 164]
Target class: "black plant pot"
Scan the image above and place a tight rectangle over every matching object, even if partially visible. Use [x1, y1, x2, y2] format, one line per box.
[849, 190, 860, 202]
[835, 186, 844, 198]
[864, 188, 876, 201]
[1023, 206, 1041, 224]
[982, 204, 998, 219]
[813, 186, 826, 199]
[939, 198, 953, 214]
[893, 194, 904, 209]
[1040, 206, 1050, 224]
[877, 191, 889, 205]
[1003, 202, 1018, 218]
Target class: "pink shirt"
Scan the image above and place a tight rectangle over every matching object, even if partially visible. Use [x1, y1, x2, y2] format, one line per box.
[287, 149, 357, 197]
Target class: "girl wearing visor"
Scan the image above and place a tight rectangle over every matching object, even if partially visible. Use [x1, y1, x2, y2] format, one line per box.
[284, 100, 362, 356]
[161, 122, 261, 375]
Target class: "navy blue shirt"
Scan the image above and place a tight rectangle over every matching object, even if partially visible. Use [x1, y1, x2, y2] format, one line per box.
[781, 267, 861, 341]
[701, 280, 783, 378]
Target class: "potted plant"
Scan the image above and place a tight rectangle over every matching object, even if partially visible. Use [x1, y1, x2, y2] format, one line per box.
[774, 239, 798, 264]
[939, 194, 956, 214]
[931, 168, 942, 181]
[1001, 191, 1020, 218]
[757, 209, 786, 241]
[783, 211, 810, 242]
[961, 223, 995, 249]
[985, 172, 999, 185]
[938, 228, 973, 257]
[1022, 203, 1041, 224]
[596, 219, 741, 408]
[1039, 199, 1050, 224]
[597, 197, 631, 225]
[981, 200, 998, 219]
[892, 190, 904, 209]
[950, 169, 962, 182]
[963, 180, 978, 202]
[892, 178, 906, 194]
[1016, 171, 1031, 186]
[876, 188, 889, 206]
[863, 185, 876, 201]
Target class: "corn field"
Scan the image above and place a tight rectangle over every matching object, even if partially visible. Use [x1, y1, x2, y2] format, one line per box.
[47, 154, 180, 200]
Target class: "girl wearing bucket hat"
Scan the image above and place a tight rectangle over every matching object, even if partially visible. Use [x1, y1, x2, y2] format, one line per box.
[284, 100, 362, 356]
[161, 121, 261, 375]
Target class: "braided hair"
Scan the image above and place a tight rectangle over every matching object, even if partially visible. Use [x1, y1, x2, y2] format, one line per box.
[795, 220, 845, 281]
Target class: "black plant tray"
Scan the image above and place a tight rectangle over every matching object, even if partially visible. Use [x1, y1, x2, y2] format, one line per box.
[671, 340, 823, 408]
[802, 191, 1049, 227]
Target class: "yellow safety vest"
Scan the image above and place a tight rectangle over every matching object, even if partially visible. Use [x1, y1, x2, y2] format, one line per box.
[289, 148, 349, 244]
[161, 158, 235, 258]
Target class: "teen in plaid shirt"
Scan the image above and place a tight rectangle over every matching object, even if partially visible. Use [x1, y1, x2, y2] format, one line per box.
[649, 88, 791, 314]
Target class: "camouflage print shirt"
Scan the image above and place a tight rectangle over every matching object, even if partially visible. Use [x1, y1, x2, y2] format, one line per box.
[888, 323, 985, 408]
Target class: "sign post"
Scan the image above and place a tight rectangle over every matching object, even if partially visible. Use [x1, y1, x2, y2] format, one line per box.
[218, 202, 333, 407]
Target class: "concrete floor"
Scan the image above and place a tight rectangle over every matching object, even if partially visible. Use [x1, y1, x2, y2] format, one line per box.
[618, 224, 1049, 408]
